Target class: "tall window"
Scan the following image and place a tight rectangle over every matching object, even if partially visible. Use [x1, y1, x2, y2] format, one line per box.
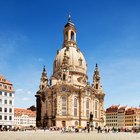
[0, 107, 2, 112]
[9, 116, 12, 120]
[0, 91, 2, 95]
[71, 31, 74, 40]
[65, 31, 68, 40]
[4, 116, 7, 120]
[95, 101, 98, 118]
[4, 108, 7, 112]
[62, 96, 67, 116]
[86, 99, 90, 117]
[54, 99, 57, 116]
[95, 101, 98, 110]
[74, 98, 78, 116]
[9, 100, 12, 105]
[46, 100, 48, 112]
[4, 85, 7, 89]
[96, 84, 98, 89]
[9, 108, 12, 113]
[4, 92, 7, 96]
[0, 115, 2, 120]
[4, 100, 7, 104]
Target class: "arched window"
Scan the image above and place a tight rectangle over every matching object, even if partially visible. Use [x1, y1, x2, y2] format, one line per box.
[46, 100, 48, 115]
[95, 101, 98, 118]
[54, 99, 57, 116]
[62, 96, 67, 116]
[95, 101, 97, 110]
[96, 84, 98, 89]
[74, 98, 78, 116]
[71, 31, 74, 40]
[65, 31, 68, 40]
[63, 74, 66, 81]
[86, 99, 90, 117]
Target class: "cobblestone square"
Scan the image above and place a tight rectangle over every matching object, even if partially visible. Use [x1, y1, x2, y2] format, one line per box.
[1, 130, 140, 140]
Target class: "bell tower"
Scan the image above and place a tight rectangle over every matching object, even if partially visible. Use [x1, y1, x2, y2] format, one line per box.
[93, 64, 103, 92]
[63, 14, 77, 48]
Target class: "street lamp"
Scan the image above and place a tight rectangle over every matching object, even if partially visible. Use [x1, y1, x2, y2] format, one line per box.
[90, 112, 94, 131]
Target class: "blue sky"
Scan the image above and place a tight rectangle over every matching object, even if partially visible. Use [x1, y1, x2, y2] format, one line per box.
[0, 0, 140, 109]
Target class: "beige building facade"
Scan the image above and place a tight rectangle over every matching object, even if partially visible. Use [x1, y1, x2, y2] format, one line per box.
[14, 108, 36, 128]
[106, 105, 140, 128]
[35, 15, 105, 128]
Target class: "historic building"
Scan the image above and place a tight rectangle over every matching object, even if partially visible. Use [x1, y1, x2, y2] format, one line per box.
[0, 75, 15, 129]
[106, 105, 120, 127]
[14, 108, 36, 128]
[106, 105, 140, 128]
[35, 15, 105, 128]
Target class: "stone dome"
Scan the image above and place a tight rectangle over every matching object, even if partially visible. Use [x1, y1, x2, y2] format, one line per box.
[53, 46, 87, 75]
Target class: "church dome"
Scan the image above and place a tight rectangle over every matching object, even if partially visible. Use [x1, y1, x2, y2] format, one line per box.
[53, 15, 87, 77]
[53, 46, 87, 75]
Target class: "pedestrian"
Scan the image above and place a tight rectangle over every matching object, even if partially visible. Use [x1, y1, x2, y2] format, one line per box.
[87, 127, 90, 133]
[97, 126, 101, 133]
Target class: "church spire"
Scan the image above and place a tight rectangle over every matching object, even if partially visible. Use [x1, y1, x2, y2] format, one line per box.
[39, 66, 48, 90]
[93, 63, 102, 91]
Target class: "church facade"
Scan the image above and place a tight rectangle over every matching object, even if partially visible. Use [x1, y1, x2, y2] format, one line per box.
[35, 16, 105, 128]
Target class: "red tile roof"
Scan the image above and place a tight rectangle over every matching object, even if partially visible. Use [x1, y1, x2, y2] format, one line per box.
[14, 108, 36, 117]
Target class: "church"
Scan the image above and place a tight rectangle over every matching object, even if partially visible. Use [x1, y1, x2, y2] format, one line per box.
[35, 15, 105, 128]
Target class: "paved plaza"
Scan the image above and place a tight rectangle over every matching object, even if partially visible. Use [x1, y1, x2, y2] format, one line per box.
[0, 130, 140, 140]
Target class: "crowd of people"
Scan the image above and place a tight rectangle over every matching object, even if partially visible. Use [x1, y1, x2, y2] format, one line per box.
[1, 125, 140, 133]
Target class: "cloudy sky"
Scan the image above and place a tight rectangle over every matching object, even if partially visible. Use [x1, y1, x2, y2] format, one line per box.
[0, 0, 140, 109]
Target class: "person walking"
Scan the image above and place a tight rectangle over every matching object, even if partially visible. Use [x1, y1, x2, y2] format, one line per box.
[97, 126, 101, 133]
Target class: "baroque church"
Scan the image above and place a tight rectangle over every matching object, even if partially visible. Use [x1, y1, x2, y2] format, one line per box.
[35, 15, 105, 128]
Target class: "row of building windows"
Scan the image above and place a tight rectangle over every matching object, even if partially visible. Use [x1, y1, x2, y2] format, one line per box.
[106, 116, 117, 119]
[106, 120, 117, 122]
[15, 119, 35, 122]
[0, 84, 12, 90]
[0, 115, 12, 120]
[107, 124, 117, 126]
[0, 91, 13, 97]
[15, 121, 35, 124]
[125, 119, 136, 122]
[125, 116, 134, 118]
[0, 107, 13, 113]
[61, 97, 99, 118]
[0, 99, 13, 104]
[47, 97, 99, 118]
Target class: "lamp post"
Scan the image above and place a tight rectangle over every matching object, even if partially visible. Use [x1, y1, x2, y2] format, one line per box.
[90, 112, 94, 131]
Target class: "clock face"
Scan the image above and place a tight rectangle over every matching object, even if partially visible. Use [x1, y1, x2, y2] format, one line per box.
[62, 86, 66, 92]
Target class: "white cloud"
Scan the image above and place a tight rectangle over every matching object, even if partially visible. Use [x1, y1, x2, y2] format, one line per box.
[27, 91, 32, 94]
[21, 97, 31, 101]
[16, 88, 23, 92]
